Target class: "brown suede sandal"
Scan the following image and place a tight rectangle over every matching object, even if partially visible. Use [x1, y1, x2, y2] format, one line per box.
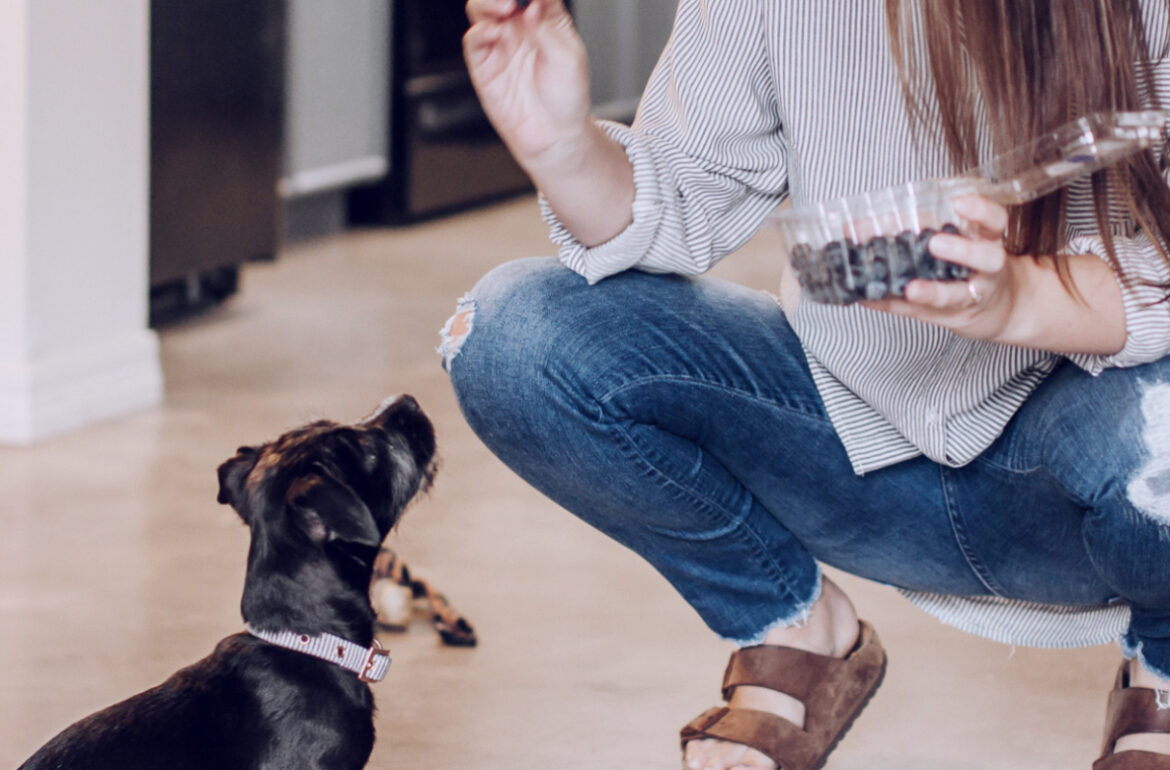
[680, 620, 886, 770]
[1093, 661, 1170, 769]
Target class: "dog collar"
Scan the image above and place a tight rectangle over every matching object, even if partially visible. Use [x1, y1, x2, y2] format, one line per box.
[246, 625, 391, 682]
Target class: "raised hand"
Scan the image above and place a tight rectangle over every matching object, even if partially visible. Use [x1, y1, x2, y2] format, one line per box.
[463, 0, 592, 169]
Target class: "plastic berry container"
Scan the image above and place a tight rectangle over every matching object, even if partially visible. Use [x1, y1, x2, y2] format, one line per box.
[770, 110, 1168, 305]
[770, 178, 974, 304]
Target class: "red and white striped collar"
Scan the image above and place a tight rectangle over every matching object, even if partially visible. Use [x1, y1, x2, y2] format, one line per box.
[246, 625, 391, 683]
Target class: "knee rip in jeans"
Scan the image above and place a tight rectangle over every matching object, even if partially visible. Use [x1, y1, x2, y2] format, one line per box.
[438, 295, 477, 371]
[1128, 382, 1170, 526]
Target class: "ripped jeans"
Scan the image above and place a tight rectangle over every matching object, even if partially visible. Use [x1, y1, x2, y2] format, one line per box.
[441, 257, 1170, 681]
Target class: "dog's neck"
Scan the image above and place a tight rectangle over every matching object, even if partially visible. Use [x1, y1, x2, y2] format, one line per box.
[240, 553, 377, 646]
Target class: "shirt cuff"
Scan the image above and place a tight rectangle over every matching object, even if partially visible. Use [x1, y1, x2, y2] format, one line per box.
[540, 120, 666, 284]
[1064, 234, 1170, 374]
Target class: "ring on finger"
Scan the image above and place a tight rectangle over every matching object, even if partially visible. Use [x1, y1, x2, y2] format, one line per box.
[966, 280, 984, 305]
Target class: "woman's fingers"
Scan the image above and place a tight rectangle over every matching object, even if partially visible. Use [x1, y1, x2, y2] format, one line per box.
[462, 19, 506, 73]
[902, 277, 980, 308]
[529, 0, 572, 26]
[928, 232, 1005, 274]
[466, 0, 523, 24]
[465, 0, 575, 66]
[466, 0, 567, 24]
[952, 194, 1008, 238]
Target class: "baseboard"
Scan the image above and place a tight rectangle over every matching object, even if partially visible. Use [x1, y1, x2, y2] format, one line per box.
[0, 329, 163, 445]
[279, 155, 388, 198]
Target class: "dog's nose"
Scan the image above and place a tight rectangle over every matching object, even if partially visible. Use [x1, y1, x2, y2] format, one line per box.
[393, 394, 420, 412]
[364, 394, 435, 467]
[361, 394, 421, 426]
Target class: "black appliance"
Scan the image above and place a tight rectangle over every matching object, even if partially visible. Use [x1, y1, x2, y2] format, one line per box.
[348, 0, 556, 224]
[149, 0, 285, 324]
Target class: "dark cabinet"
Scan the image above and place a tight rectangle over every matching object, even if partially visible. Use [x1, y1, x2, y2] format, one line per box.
[347, 0, 539, 224]
[149, 0, 285, 323]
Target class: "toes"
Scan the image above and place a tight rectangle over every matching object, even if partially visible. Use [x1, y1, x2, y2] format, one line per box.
[684, 738, 744, 769]
[734, 746, 776, 770]
[684, 739, 775, 770]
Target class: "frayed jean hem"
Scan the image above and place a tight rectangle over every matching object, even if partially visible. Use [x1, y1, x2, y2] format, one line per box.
[719, 566, 824, 648]
[1121, 636, 1170, 694]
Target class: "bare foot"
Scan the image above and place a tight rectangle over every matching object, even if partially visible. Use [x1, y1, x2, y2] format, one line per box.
[682, 577, 860, 770]
[1113, 657, 1170, 757]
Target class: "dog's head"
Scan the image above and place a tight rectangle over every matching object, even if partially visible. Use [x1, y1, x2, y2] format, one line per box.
[216, 396, 436, 629]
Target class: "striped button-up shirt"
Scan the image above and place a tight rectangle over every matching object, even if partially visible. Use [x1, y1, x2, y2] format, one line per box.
[542, 0, 1170, 648]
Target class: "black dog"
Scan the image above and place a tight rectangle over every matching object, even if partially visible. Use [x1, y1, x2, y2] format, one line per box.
[19, 395, 436, 770]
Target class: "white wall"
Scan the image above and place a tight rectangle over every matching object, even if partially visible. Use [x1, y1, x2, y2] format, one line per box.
[0, 0, 161, 445]
[0, 2, 30, 363]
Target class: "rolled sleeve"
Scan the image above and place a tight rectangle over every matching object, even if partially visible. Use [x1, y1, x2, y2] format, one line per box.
[1065, 233, 1170, 373]
[1067, 11, 1170, 373]
[541, 0, 788, 284]
[541, 121, 668, 285]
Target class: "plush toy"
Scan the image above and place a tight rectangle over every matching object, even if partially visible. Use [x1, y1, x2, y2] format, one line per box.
[370, 548, 477, 647]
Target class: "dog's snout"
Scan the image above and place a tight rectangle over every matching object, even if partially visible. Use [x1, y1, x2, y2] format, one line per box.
[392, 394, 420, 413]
[364, 395, 435, 475]
[361, 394, 421, 426]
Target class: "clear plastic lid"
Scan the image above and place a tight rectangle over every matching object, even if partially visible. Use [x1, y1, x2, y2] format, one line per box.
[969, 110, 1167, 204]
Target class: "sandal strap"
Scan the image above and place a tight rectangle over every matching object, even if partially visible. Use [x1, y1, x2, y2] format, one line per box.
[722, 646, 829, 703]
[1094, 750, 1170, 770]
[680, 706, 820, 770]
[721, 622, 886, 710]
[682, 621, 886, 770]
[1101, 687, 1170, 756]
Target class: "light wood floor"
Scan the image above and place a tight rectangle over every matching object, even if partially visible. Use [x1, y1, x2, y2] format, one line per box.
[2, 196, 1121, 768]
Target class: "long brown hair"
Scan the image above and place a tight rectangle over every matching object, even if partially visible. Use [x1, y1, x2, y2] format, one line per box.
[886, 0, 1170, 298]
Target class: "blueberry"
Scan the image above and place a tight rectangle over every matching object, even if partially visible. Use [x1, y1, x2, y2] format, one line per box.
[790, 242, 815, 273]
[820, 240, 857, 303]
[791, 249, 819, 294]
[864, 280, 890, 301]
[912, 228, 947, 280]
[846, 242, 868, 296]
[867, 237, 891, 282]
[889, 231, 917, 297]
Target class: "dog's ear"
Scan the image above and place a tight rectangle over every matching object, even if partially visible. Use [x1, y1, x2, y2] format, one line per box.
[217, 446, 261, 512]
[287, 467, 383, 548]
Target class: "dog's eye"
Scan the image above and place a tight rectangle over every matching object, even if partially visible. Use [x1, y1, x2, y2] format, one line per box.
[339, 431, 380, 472]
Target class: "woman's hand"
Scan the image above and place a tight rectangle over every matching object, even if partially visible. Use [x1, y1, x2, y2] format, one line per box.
[464, 0, 635, 248]
[863, 195, 1020, 340]
[463, 0, 592, 169]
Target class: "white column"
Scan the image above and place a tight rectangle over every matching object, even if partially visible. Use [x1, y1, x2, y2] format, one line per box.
[0, 0, 162, 445]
